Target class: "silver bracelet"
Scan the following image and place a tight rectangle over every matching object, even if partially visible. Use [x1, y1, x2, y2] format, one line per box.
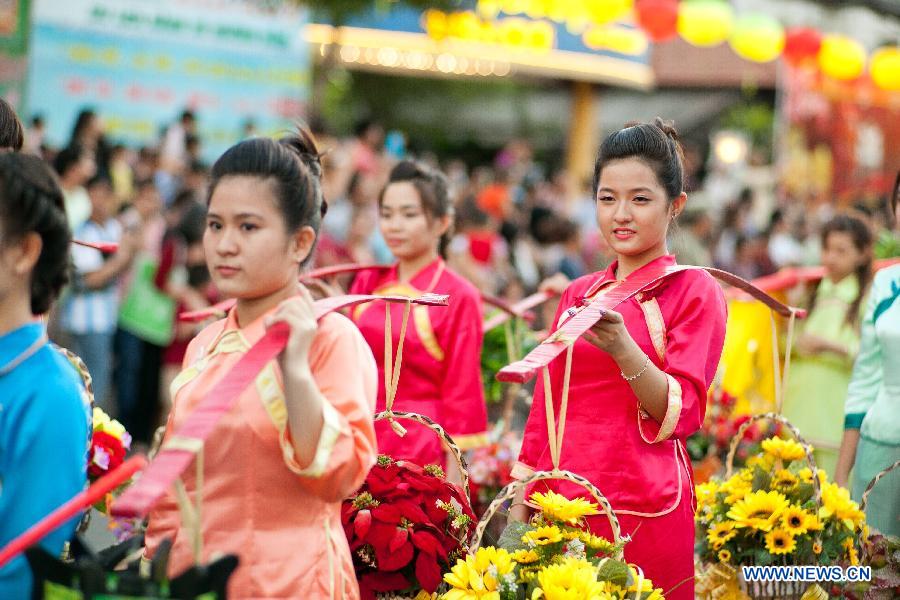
[621, 354, 651, 382]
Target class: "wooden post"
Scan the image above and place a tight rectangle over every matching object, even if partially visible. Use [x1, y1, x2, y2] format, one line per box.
[565, 80, 599, 187]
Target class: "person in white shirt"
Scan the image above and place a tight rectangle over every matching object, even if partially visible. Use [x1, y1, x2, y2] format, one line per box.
[53, 145, 96, 232]
[57, 176, 137, 409]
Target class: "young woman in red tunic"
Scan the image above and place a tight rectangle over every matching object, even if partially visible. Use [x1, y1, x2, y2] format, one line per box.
[350, 160, 488, 477]
[512, 120, 727, 599]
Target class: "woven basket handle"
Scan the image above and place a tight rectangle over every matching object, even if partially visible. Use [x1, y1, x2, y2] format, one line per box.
[858, 458, 900, 558]
[469, 469, 624, 559]
[374, 410, 471, 506]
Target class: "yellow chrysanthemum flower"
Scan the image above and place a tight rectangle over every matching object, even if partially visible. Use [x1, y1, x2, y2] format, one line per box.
[842, 538, 860, 566]
[530, 490, 600, 525]
[707, 522, 737, 549]
[523, 525, 564, 547]
[578, 531, 616, 554]
[696, 481, 719, 510]
[797, 467, 814, 483]
[720, 474, 753, 505]
[781, 505, 813, 536]
[443, 547, 514, 599]
[761, 437, 807, 462]
[764, 529, 797, 555]
[511, 549, 540, 564]
[718, 549, 732, 563]
[532, 557, 604, 599]
[727, 490, 789, 532]
[819, 483, 866, 531]
[772, 469, 799, 491]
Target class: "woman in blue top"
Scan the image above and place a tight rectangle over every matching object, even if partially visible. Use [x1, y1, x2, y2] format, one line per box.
[835, 172, 900, 537]
[0, 153, 90, 596]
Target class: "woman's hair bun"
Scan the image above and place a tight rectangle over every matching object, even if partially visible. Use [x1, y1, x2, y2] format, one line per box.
[653, 117, 679, 142]
[280, 125, 322, 179]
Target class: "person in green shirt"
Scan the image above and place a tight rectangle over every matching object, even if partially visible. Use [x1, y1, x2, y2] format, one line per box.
[784, 215, 873, 478]
[835, 172, 900, 537]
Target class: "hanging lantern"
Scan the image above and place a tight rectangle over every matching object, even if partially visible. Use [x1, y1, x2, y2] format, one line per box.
[783, 27, 822, 66]
[586, 0, 634, 26]
[729, 14, 785, 63]
[677, 0, 733, 48]
[870, 46, 900, 91]
[818, 35, 866, 81]
[634, 0, 679, 42]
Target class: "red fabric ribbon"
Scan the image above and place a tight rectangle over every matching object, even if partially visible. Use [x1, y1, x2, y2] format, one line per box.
[0, 455, 147, 568]
[111, 293, 448, 519]
[497, 265, 804, 384]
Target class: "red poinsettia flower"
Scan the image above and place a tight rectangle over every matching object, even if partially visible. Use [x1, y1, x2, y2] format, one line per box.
[343, 456, 475, 597]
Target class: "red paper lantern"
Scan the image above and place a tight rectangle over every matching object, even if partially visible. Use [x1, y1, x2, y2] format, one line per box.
[635, 0, 679, 42]
[783, 27, 822, 66]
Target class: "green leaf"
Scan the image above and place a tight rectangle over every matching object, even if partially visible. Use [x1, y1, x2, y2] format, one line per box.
[752, 466, 771, 492]
[597, 558, 630, 587]
[497, 521, 530, 552]
[795, 482, 815, 504]
[754, 548, 774, 566]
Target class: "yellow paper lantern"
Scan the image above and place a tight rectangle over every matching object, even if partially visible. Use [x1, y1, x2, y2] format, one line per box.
[870, 46, 900, 91]
[818, 35, 866, 81]
[729, 14, 785, 63]
[677, 0, 733, 48]
[585, 0, 634, 25]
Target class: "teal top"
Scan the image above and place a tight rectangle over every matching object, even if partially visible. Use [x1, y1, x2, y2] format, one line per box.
[844, 264, 900, 445]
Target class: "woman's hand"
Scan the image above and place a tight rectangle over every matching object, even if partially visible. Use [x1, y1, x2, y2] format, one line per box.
[266, 285, 318, 374]
[582, 309, 635, 360]
[539, 273, 570, 296]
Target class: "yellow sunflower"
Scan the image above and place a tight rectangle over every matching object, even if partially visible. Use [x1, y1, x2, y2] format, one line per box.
[530, 490, 600, 525]
[772, 469, 799, 491]
[578, 531, 616, 554]
[718, 549, 732, 563]
[532, 557, 604, 599]
[764, 529, 797, 555]
[696, 481, 719, 510]
[707, 522, 738, 549]
[761, 437, 807, 462]
[523, 525, 564, 547]
[443, 547, 514, 599]
[819, 483, 866, 530]
[747, 453, 775, 471]
[797, 467, 814, 483]
[727, 490, 789, 532]
[781, 505, 813, 536]
[720, 474, 753, 505]
[511, 549, 540, 564]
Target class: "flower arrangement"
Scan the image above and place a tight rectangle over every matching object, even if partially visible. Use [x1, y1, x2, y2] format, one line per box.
[696, 436, 866, 570]
[441, 490, 664, 600]
[342, 456, 476, 600]
[88, 407, 137, 523]
[89, 407, 131, 481]
[686, 389, 781, 473]
[468, 431, 521, 516]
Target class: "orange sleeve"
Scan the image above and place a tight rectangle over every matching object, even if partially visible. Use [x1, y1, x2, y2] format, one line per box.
[280, 313, 378, 503]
